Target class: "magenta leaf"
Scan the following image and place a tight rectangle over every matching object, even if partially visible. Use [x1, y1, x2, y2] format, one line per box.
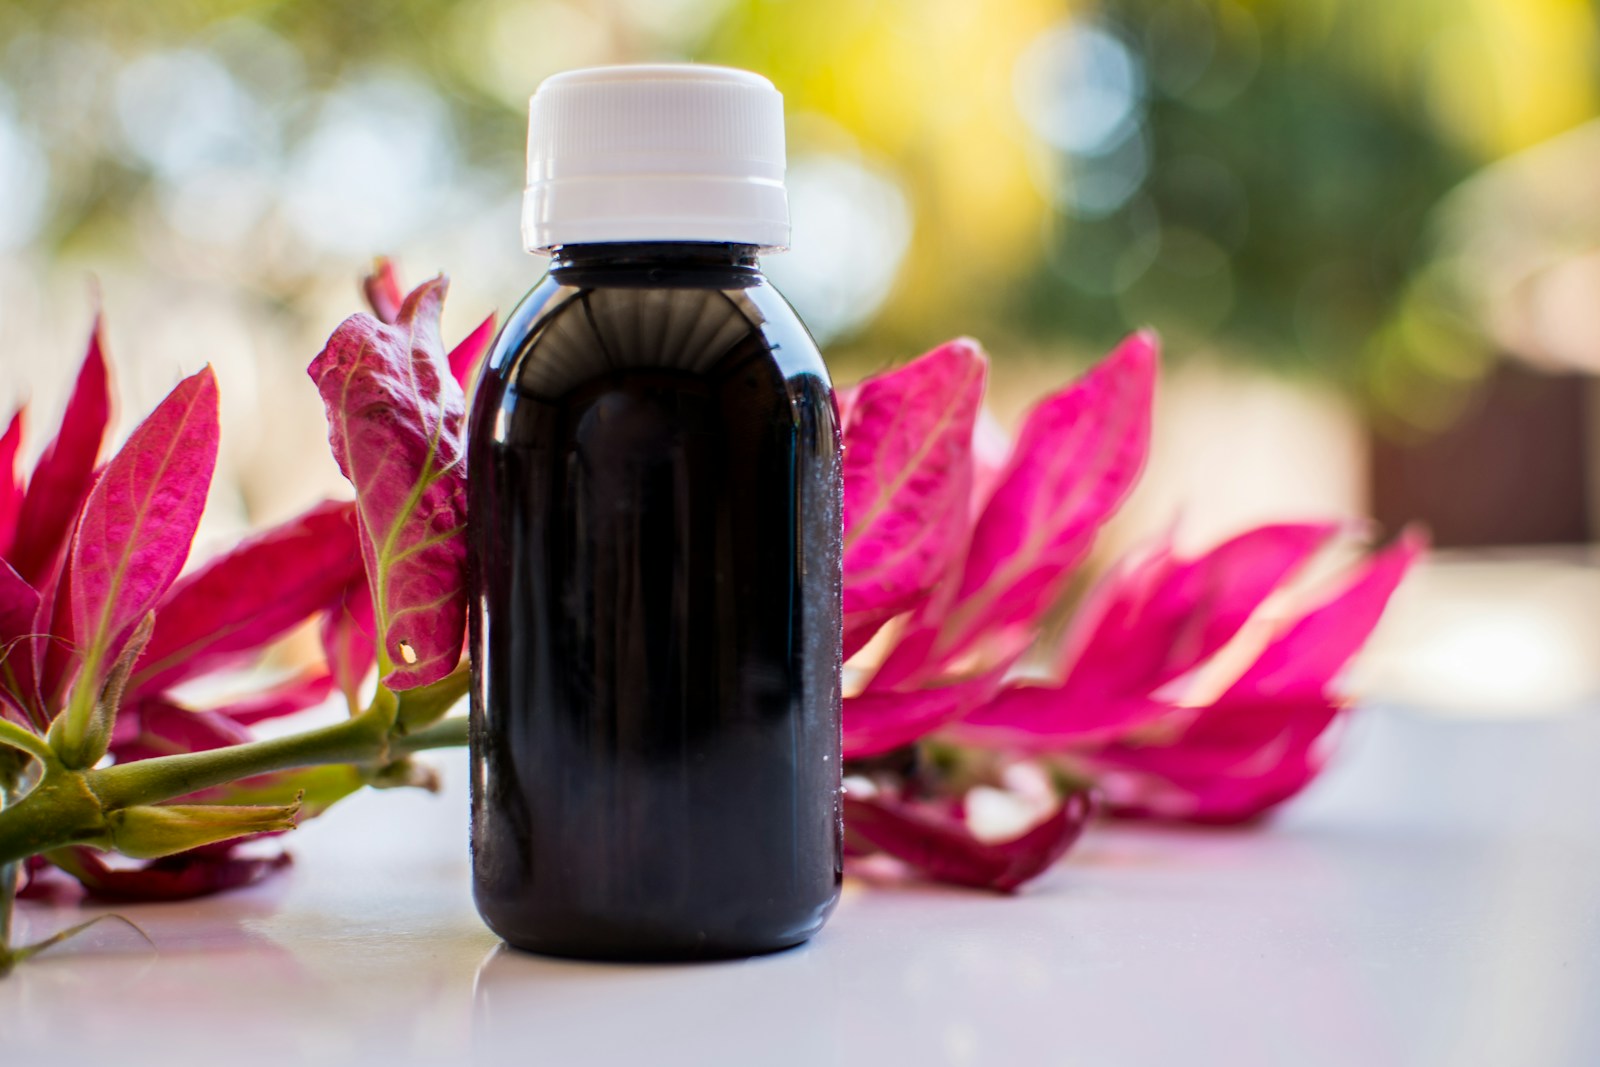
[841, 340, 987, 657]
[844, 786, 1094, 892]
[875, 332, 1157, 687]
[70, 366, 219, 670]
[834, 382, 858, 429]
[968, 409, 1010, 520]
[0, 560, 39, 720]
[0, 561, 37, 656]
[363, 257, 405, 325]
[111, 699, 251, 764]
[10, 321, 111, 585]
[309, 276, 469, 689]
[1221, 527, 1424, 705]
[844, 666, 1008, 760]
[364, 258, 496, 389]
[32, 563, 76, 718]
[129, 501, 363, 697]
[448, 314, 498, 388]
[321, 577, 376, 707]
[212, 670, 337, 726]
[58, 367, 218, 765]
[958, 687, 1173, 751]
[1095, 697, 1341, 824]
[956, 522, 1341, 748]
[47, 844, 291, 903]
[0, 408, 24, 556]
[1053, 522, 1340, 685]
[1091, 529, 1425, 823]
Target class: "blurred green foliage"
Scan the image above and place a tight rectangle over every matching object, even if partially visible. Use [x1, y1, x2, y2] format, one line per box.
[1, 0, 1596, 426]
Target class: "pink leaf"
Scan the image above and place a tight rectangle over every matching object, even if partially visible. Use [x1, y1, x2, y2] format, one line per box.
[1090, 529, 1424, 823]
[10, 320, 111, 586]
[957, 687, 1173, 751]
[844, 666, 1008, 760]
[364, 258, 494, 389]
[71, 366, 219, 672]
[321, 577, 376, 705]
[842, 339, 987, 656]
[48, 844, 291, 902]
[1055, 522, 1340, 685]
[0, 408, 24, 556]
[111, 698, 252, 763]
[129, 501, 363, 697]
[309, 277, 469, 689]
[213, 669, 337, 726]
[448, 314, 497, 388]
[833, 383, 858, 429]
[1094, 696, 1341, 824]
[875, 332, 1156, 687]
[0, 560, 37, 651]
[954, 522, 1341, 748]
[0, 559, 39, 720]
[31, 562, 74, 717]
[1222, 527, 1425, 705]
[968, 408, 1010, 520]
[843, 786, 1093, 892]
[363, 257, 405, 325]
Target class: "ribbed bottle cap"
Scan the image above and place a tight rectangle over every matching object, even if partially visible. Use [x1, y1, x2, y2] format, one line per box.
[522, 64, 790, 255]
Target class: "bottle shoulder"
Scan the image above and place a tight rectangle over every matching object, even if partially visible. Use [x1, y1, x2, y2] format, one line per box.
[481, 270, 829, 403]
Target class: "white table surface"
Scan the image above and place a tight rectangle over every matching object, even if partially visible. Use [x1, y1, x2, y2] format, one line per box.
[3, 705, 1596, 1067]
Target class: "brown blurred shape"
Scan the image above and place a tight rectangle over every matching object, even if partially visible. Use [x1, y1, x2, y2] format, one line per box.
[1373, 364, 1590, 547]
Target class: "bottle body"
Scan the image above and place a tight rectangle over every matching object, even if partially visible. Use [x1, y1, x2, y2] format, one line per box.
[467, 244, 843, 960]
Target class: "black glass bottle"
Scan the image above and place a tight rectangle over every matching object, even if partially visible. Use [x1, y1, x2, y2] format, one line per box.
[467, 242, 843, 960]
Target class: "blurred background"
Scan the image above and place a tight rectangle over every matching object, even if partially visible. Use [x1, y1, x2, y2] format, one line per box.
[0, 0, 1596, 716]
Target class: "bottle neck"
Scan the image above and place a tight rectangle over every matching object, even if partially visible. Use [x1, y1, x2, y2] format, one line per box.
[549, 241, 762, 276]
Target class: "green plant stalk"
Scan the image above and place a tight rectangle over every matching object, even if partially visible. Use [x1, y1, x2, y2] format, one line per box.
[0, 707, 470, 869]
[1, 749, 25, 973]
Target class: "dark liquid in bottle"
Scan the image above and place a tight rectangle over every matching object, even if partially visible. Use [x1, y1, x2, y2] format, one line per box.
[467, 243, 843, 960]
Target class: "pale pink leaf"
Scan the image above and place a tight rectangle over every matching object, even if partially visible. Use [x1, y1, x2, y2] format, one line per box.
[309, 276, 468, 689]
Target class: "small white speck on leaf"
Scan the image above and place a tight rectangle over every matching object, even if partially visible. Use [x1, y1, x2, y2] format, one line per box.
[398, 641, 418, 665]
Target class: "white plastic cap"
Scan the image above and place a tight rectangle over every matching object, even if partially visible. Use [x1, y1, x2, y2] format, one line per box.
[522, 64, 790, 255]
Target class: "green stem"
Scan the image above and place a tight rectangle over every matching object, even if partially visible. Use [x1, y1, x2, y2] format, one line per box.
[0, 862, 15, 977]
[88, 705, 393, 810]
[1, 751, 24, 969]
[0, 711, 471, 868]
[392, 715, 469, 755]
